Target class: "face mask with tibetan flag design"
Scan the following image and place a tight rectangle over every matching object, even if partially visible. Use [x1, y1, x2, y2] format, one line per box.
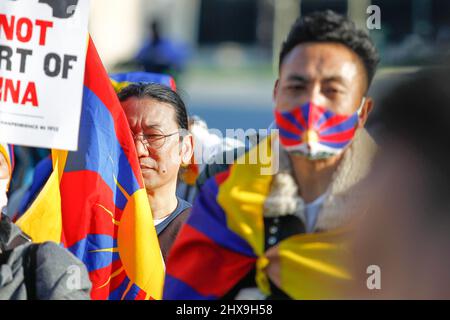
[274, 100, 365, 160]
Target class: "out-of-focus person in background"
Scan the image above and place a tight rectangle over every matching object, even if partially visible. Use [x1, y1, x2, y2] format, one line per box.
[134, 20, 190, 81]
[349, 68, 450, 299]
[118, 83, 193, 262]
[0, 143, 91, 300]
[164, 10, 380, 300]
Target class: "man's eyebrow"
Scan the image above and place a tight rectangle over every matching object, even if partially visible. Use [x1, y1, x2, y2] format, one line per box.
[286, 74, 349, 85]
[322, 76, 348, 85]
[142, 123, 161, 130]
[286, 74, 310, 82]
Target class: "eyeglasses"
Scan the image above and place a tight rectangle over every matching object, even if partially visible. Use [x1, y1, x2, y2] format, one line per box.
[132, 130, 180, 149]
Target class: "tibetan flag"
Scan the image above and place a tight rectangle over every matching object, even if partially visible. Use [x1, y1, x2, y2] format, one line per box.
[110, 71, 176, 93]
[164, 134, 353, 299]
[17, 37, 165, 300]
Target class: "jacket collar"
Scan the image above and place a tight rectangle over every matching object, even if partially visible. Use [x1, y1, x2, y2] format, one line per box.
[263, 128, 378, 231]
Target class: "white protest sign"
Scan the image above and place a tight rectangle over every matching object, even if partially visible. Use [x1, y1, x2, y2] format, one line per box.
[0, 0, 89, 151]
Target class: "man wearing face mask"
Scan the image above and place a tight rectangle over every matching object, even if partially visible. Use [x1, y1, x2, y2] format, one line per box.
[0, 143, 92, 300]
[164, 10, 379, 300]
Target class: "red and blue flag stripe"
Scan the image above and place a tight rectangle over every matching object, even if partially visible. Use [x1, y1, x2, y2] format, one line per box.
[164, 169, 257, 299]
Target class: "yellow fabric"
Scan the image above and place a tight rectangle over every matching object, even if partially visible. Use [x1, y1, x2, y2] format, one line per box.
[217, 136, 273, 257]
[255, 256, 271, 296]
[117, 187, 165, 298]
[110, 79, 132, 93]
[16, 153, 66, 243]
[51, 149, 68, 183]
[216, 133, 354, 299]
[275, 228, 352, 299]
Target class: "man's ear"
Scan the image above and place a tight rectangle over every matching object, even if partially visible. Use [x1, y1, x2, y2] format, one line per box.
[273, 79, 280, 102]
[180, 134, 194, 165]
[358, 97, 374, 128]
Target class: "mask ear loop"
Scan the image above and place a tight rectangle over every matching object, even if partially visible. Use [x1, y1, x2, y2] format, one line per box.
[357, 97, 366, 116]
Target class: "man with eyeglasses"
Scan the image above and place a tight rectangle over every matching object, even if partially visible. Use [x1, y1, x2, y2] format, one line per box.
[118, 83, 194, 262]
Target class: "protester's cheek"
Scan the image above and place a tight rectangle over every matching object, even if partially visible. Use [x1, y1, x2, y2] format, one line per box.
[154, 141, 181, 180]
[275, 87, 303, 112]
[166, 141, 182, 169]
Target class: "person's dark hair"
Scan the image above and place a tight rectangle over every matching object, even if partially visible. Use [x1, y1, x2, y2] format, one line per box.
[279, 10, 380, 88]
[118, 82, 188, 130]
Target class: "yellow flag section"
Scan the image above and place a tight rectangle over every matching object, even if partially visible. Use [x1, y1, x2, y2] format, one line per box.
[266, 228, 353, 299]
[16, 150, 67, 243]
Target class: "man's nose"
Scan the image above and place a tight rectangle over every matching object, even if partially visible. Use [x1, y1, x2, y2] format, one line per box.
[134, 139, 149, 158]
[304, 83, 327, 106]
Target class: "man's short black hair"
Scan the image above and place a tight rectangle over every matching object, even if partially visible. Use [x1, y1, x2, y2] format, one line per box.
[118, 83, 188, 130]
[279, 10, 380, 88]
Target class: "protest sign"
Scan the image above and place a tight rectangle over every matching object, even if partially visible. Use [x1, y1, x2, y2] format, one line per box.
[0, 0, 89, 150]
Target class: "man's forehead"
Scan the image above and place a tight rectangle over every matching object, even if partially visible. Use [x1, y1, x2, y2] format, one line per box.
[122, 97, 176, 128]
[280, 42, 363, 81]
[123, 97, 172, 114]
